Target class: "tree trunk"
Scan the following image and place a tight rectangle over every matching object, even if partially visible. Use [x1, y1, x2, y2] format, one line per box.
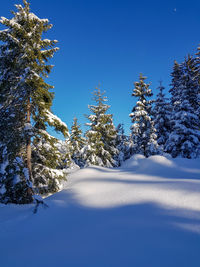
[26, 97, 32, 181]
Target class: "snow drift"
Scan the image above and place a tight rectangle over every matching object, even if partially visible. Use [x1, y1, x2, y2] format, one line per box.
[0, 155, 200, 267]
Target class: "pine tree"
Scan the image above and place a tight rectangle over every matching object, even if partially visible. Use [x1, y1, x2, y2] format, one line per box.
[115, 124, 131, 165]
[183, 56, 199, 111]
[0, 1, 69, 203]
[83, 87, 119, 167]
[165, 58, 200, 158]
[169, 61, 183, 107]
[196, 44, 200, 74]
[153, 81, 171, 151]
[130, 74, 158, 157]
[196, 45, 200, 120]
[70, 117, 86, 167]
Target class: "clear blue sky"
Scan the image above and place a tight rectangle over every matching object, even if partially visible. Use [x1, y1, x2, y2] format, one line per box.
[1, 0, 200, 136]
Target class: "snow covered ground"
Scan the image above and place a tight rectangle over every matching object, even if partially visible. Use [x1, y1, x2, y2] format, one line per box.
[0, 155, 200, 267]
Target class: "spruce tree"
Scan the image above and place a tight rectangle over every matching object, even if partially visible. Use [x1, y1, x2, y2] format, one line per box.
[169, 61, 183, 107]
[196, 44, 200, 73]
[115, 124, 131, 165]
[165, 58, 200, 158]
[70, 117, 86, 167]
[83, 87, 119, 167]
[0, 0, 69, 203]
[130, 74, 158, 157]
[153, 81, 171, 151]
[183, 56, 199, 111]
[196, 45, 200, 119]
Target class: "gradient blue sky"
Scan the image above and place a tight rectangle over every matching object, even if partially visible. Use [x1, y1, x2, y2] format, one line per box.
[1, 0, 200, 136]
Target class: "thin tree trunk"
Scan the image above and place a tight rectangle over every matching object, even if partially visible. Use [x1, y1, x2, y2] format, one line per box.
[26, 97, 32, 181]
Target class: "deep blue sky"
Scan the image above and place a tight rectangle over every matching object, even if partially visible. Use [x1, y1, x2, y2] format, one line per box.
[1, 0, 200, 136]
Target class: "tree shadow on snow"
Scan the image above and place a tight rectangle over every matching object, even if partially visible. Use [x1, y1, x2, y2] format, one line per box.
[34, 191, 200, 267]
[1, 186, 200, 267]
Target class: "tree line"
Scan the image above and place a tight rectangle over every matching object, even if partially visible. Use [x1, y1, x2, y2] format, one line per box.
[0, 0, 199, 205]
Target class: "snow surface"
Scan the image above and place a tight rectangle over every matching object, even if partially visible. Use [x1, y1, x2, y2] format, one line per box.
[0, 155, 200, 267]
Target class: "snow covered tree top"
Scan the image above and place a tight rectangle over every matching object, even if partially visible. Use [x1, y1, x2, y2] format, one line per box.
[132, 73, 152, 98]
[87, 87, 110, 118]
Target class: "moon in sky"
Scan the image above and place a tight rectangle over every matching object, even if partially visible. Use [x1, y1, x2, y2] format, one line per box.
[174, 8, 177, 12]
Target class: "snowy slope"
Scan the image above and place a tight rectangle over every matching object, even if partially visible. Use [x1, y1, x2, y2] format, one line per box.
[0, 155, 200, 267]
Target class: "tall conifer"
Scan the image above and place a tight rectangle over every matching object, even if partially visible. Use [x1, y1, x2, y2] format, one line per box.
[196, 45, 200, 119]
[153, 81, 171, 151]
[115, 124, 131, 164]
[83, 87, 118, 167]
[70, 117, 85, 167]
[0, 0, 69, 203]
[130, 74, 158, 157]
[165, 58, 200, 158]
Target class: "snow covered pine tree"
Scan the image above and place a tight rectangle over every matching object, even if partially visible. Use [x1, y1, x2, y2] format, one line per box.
[153, 81, 171, 152]
[196, 44, 200, 119]
[115, 123, 131, 165]
[70, 117, 86, 167]
[196, 44, 200, 75]
[0, 0, 70, 204]
[83, 87, 119, 167]
[130, 74, 158, 157]
[165, 57, 200, 158]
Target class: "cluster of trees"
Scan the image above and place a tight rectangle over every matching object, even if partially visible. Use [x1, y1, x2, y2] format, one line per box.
[0, 1, 199, 205]
[130, 54, 200, 159]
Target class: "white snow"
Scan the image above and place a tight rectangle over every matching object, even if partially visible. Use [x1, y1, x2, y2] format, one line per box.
[45, 109, 69, 134]
[0, 155, 200, 267]
[28, 13, 49, 23]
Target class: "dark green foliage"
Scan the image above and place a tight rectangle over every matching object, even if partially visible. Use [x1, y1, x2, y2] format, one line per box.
[0, 0, 70, 203]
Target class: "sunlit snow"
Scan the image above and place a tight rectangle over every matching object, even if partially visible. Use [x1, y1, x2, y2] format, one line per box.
[0, 155, 200, 267]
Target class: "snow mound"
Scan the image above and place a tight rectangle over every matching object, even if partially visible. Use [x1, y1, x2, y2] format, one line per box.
[120, 154, 146, 168]
[64, 155, 200, 212]
[121, 154, 174, 169]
